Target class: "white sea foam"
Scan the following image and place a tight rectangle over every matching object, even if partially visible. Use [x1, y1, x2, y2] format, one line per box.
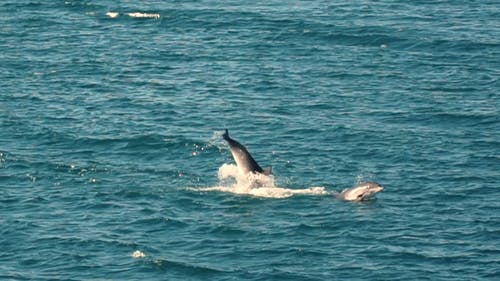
[131, 250, 146, 258]
[128, 12, 160, 19]
[106, 12, 119, 18]
[105, 12, 160, 19]
[189, 164, 329, 199]
[192, 186, 328, 199]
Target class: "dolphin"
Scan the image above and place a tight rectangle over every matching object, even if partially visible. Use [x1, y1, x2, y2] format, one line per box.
[336, 182, 384, 201]
[222, 129, 272, 176]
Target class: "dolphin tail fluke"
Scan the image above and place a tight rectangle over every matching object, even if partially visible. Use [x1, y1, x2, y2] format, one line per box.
[263, 167, 272, 175]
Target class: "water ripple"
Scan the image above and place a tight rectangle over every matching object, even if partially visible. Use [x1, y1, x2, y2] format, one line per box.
[1, 0, 499, 280]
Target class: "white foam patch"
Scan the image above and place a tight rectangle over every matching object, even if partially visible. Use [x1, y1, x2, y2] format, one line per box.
[106, 11, 119, 18]
[218, 163, 239, 179]
[128, 12, 160, 19]
[192, 186, 328, 199]
[105, 12, 161, 19]
[131, 250, 146, 258]
[189, 164, 329, 199]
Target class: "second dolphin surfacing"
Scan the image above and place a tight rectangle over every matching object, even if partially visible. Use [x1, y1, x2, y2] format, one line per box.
[336, 182, 384, 201]
[222, 129, 272, 177]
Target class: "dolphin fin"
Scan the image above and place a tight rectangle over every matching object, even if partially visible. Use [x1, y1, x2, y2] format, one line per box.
[262, 167, 272, 175]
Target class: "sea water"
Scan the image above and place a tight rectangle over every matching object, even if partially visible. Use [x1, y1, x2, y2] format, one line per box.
[1, 1, 499, 280]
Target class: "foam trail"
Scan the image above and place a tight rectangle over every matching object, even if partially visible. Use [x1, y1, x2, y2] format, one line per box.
[189, 164, 329, 199]
[128, 12, 160, 19]
[105, 12, 160, 19]
[192, 186, 328, 199]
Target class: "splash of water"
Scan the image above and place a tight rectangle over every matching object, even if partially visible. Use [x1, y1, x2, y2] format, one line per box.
[131, 250, 146, 258]
[189, 164, 328, 199]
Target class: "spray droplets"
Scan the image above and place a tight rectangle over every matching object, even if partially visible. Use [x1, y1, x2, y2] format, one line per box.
[191, 144, 204, 156]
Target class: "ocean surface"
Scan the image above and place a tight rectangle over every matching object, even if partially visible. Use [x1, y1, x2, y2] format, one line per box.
[1, 1, 499, 280]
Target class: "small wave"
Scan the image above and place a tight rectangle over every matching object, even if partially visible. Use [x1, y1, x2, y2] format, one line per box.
[150, 257, 230, 274]
[105, 11, 160, 19]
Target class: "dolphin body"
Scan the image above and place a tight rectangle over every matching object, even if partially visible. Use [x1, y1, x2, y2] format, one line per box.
[222, 129, 272, 176]
[336, 182, 384, 201]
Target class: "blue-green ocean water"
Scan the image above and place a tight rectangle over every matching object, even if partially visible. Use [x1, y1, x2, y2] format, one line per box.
[1, 1, 499, 280]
